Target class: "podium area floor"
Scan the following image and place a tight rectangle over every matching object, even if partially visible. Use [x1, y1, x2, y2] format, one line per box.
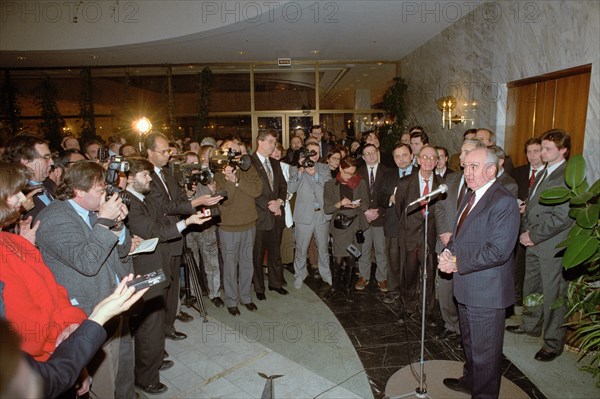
[137, 265, 597, 398]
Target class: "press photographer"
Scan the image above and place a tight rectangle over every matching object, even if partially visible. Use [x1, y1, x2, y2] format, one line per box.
[183, 146, 226, 308]
[213, 139, 262, 316]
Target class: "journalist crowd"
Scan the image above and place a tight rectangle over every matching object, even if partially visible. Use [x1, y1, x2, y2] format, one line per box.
[0, 123, 574, 398]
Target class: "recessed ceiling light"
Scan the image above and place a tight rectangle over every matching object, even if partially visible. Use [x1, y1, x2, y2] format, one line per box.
[188, 65, 195, 69]
[90, 55, 97, 59]
[311, 50, 320, 55]
[238, 50, 247, 55]
[16, 56, 26, 60]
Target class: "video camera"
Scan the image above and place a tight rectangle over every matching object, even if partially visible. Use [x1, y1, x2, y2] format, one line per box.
[171, 160, 213, 190]
[298, 147, 317, 168]
[105, 155, 131, 207]
[208, 148, 252, 173]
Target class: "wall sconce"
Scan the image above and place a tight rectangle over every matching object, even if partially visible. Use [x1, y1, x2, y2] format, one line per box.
[437, 96, 476, 130]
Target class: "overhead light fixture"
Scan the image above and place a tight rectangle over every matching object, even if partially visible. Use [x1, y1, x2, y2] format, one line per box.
[16, 56, 26, 60]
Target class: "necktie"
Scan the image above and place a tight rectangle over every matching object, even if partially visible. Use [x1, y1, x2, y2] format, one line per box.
[456, 192, 476, 234]
[157, 169, 172, 200]
[421, 178, 429, 217]
[88, 211, 98, 228]
[369, 167, 375, 194]
[457, 179, 467, 210]
[528, 168, 537, 188]
[264, 159, 274, 190]
[400, 169, 406, 178]
[530, 169, 548, 199]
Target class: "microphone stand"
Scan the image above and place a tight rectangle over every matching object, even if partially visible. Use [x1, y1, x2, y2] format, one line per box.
[387, 198, 432, 399]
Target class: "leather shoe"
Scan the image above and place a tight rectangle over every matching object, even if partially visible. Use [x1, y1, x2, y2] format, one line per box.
[137, 382, 168, 394]
[534, 348, 560, 362]
[211, 297, 225, 308]
[159, 360, 174, 371]
[436, 329, 458, 340]
[505, 325, 540, 336]
[163, 350, 169, 359]
[165, 331, 187, 341]
[244, 302, 258, 311]
[256, 293, 267, 301]
[175, 311, 194, 323]
[269, 286, 289, 295]
[442, 378, 471, 395]
[227, 306, 241, 316]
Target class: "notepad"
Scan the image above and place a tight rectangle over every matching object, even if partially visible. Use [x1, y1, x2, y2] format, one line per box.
[129, 237, 159, 255]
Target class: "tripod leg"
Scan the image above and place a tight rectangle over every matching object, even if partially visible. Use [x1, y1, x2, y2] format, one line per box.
[184, 250, 209, 322]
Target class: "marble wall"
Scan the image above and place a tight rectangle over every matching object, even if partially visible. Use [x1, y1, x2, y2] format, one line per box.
[399, 0, 600, 181]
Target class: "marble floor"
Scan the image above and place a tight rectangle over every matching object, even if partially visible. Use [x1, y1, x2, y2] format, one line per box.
[138, 265, 598, 398]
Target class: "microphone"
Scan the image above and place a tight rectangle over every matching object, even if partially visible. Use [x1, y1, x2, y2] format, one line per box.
[408, 184, 448, 207]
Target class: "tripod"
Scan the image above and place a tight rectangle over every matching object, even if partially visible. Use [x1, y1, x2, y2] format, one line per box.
[387, 199, 433, 399]
[182, 243, 209, 322]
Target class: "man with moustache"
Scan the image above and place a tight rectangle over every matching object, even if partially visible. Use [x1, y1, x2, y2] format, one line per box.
[125, 158, 211, 394]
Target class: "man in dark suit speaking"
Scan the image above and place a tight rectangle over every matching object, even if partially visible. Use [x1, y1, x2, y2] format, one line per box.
[438, 147, 520, 398]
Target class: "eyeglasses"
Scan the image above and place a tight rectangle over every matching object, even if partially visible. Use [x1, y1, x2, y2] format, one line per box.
[329, 156, 341, 161]
[363, 151, 378, 156]
[420, 155, 439, 162]
[341, 169, 356, 176]
[36, 153, 53, 160]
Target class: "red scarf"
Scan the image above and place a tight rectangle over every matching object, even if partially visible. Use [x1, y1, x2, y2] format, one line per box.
[336, 172, 362, 189]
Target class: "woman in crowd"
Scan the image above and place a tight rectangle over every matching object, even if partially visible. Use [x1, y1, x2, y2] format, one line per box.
[323, 157, 369, 302]
[325, 149, 342, 178]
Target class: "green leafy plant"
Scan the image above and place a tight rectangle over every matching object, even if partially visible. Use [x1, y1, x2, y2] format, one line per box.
[540, 154, 600, 386]
[379, 77, 407, 154]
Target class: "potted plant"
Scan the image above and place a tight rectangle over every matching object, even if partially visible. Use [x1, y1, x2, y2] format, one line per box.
[539, 154, 600, 386]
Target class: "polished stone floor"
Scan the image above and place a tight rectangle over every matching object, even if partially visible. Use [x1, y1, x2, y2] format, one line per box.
[301, 265, 546, 399]
[140, 263, 597, 398]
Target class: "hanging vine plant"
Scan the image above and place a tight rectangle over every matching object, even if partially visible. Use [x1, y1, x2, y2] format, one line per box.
[196, 67, 214, 141]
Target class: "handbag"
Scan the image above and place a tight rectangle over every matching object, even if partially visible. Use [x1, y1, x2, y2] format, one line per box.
[334, 213, 357, 229]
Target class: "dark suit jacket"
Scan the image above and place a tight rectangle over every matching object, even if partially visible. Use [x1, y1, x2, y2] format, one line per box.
[434, 171, 463, 253]
[448, 181, 520, 309]
[497, 170, 519, 197]
[394, 172, 443, 251]
[251, 154, 287, 231]
[511, 164, 532, 201]
[27, 319, 107, 399]
[145, 169, 194, 257]
[126, 194, 182, 283]
[358, 163, 391, 228]
[378, 167, 415, 237]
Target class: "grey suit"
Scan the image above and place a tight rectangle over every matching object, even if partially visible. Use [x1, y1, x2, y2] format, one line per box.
[36, 199, 134, 399]
[448, 180, 520, 398]
[520, 161, 573, 353]
[287, 162, 332, 282]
